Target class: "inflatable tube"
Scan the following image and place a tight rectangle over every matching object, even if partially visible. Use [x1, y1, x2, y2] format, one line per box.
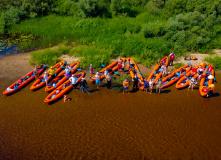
[162, 64, 192, 88]
[147, 56, 169, 85]
[90, 58, 126, 82]
[44, 72, 85, 103]
[3, 65, 47, 95]
[45, 61, 79, 92]
[30, 60, 66, 91]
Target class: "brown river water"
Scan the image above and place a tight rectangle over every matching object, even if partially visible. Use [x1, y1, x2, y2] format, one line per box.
[0, 73, 221, 159]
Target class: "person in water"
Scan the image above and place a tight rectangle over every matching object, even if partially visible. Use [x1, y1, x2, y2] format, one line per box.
[206, 84, 215, 97]
[132, 74, 139, 91]
[43, 71, 49, 86]
[80, 77, 89, 93]
[105, 73, 112, 89]
[123, 78, 129, 93]
[48, 66, 56, 80]
[69, 74, 78, 88]
[156, 78, 163, 94]
[95, 72, 101, 88]
[149, 78, 153, 94]
[143, 79, 149, 93]
[63, 95, 70, 102]
[169, 52, 176, 66]
[188, 77, 196, 91]
[89, 64, 94, 78]
[33, 66, 39, 80]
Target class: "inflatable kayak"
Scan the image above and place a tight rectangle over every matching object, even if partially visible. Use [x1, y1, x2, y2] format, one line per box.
[45, 61, 79, 92]
[126, 57, 144, 90]
[176, 63, 206, 89]
[199, 65, 215, 97]
[3, 65, 47, 95]
[147, 56, 169, 85]
[162, 64, 192, 88]
[90, 58, 126, 82]
[30, 60, 66, 91]
[44, 72, 85, 103]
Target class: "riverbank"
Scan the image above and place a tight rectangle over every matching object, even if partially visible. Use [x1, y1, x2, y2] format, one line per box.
[1, 48, 221, 80]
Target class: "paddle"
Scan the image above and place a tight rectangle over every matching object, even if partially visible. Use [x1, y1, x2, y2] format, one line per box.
[101, 64, 105, 67]
[187, 62, 191, 66]
[77, 68, 81, 71]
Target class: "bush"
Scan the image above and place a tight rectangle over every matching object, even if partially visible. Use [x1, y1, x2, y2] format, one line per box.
[204, 55, 221, 70]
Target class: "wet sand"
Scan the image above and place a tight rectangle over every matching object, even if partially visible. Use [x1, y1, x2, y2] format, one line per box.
[0, 71, 221, 159]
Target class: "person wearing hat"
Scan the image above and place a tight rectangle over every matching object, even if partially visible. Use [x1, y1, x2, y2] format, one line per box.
[33, 66, 39, 80]
[48, 66, 56, 80]
[69, 74, 78, 88]
[156, 77, 163, 93]
[43, 71, 49, 86]
[80, 77, 89, 93]
[89, 64, 94, 78]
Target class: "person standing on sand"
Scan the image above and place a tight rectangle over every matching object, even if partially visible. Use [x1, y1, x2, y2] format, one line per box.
[156, 78, 163, 93]
[197, 65, 204, 81]
[105, 73, 112, 89]
[89, 64, 94, 78]
[69, 74, 78, 88]
[169, 52, 176, 66]
[118, 56, 123, 71]
[95, 72, 101, 88]
[80, 77, 89, 93]
[123, 78, 129, 93]
[33, 66, 39, 80]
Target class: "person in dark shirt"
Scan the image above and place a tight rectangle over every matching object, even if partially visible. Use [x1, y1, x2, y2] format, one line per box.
[132, 74, 139, 91]
[80, 77, 89, 93]
[143, 79, 149, 92]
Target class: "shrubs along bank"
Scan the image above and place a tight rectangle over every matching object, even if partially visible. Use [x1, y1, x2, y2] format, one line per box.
[1, 0, 221, 68]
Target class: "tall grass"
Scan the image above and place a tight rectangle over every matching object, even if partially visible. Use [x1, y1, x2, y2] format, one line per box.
[204, 56, 221, 70]
[29, 46, 71, 66]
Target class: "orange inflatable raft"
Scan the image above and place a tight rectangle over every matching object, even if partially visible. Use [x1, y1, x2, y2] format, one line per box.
[3, 65, 47, 95]
[199, 65, 215, 97]
[176, 63, 206, 89]
[30, 60, 66, 91]
[162, 64, 192, 88]
[45, 61, 79, 92]
[126, 57, 144, 90]
[90, 58, 126, 82]
[147, 56, 169, 85]
[44, 72, 85, 103]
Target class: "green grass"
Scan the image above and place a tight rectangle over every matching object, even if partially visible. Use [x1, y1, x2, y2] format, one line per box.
[29, 46, 71, 66]
[174, 62, 185, 69]
[204, 56, 221, 70]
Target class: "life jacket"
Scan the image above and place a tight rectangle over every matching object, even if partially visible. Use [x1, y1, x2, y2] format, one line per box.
[208, 65, 213, 72]
[64, 95, 68, 100]
[170, 54, 175, 60]
[158, 61, 162, 66]
[123, 81, 129, 87]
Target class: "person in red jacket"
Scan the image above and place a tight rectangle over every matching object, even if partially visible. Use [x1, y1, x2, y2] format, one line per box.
[169, 52, 176, 66]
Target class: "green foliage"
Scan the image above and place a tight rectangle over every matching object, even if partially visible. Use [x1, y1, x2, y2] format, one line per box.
[0, 13, 5, 34]
[174, 62, 184, 69]
[204, 56, 221, 69]
[30, 46, 71, 66]
[55, 0, 80, 16]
